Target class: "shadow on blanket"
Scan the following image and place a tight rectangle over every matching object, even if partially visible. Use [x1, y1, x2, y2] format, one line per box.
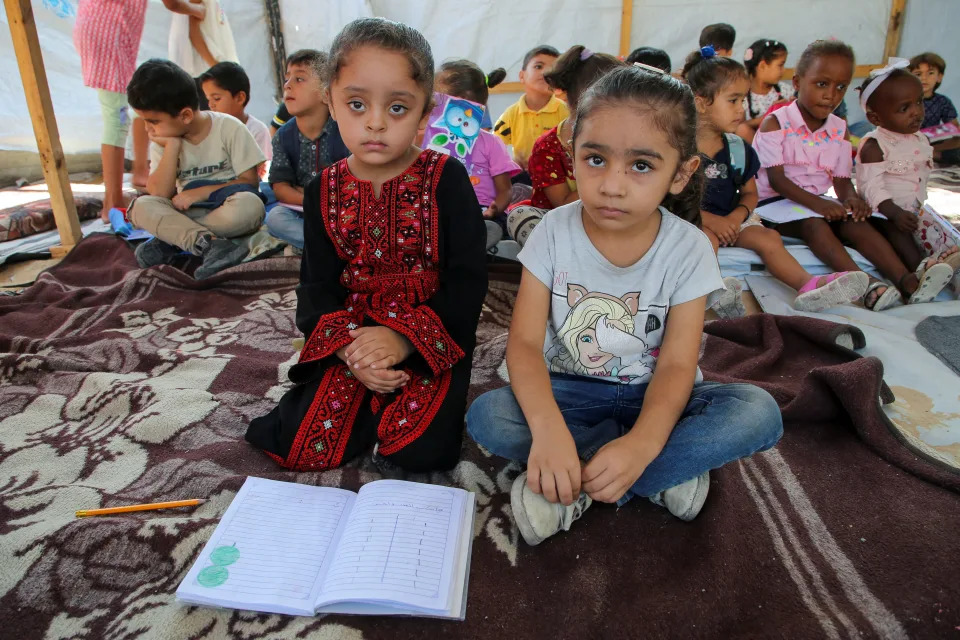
[1, 234, 957, 639]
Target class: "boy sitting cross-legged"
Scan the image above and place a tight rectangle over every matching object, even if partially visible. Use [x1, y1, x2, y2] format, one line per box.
[128, 59, 266, 279]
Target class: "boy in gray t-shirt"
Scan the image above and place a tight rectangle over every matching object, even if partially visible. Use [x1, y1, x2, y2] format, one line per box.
[127, 60, 266, 280]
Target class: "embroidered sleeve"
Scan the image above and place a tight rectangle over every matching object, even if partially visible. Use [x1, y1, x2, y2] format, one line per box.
[296, 174, 352, 364]
[855, 161, 895, 211]
[368, 159, 487, 375]
[753, 129, 786, 168]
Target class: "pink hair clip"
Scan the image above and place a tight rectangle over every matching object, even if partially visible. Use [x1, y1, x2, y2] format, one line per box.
[743, 48, 754, 62]
[580, 48, 594, 61]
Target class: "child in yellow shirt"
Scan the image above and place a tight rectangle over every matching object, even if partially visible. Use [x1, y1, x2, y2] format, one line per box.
[494, 45, 568, 176]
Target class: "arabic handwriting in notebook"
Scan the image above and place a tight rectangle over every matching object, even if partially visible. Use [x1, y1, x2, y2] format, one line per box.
[321, 482, 455, 603]
[176, 477, 475, 619]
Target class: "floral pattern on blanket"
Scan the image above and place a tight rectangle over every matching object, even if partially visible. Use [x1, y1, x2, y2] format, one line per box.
[0, 264, 522, 639]
[0, 196, 102, 243]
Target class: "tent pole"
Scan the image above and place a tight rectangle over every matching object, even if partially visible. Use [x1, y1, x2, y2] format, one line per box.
[4, 0, 81, 256]
[883, 0, 908, 62]
[618, 0, 633, 59]
[264, 0, 287, 103]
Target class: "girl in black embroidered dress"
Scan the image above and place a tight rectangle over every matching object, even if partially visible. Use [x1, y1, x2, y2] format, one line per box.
[246, 18, 487, 471]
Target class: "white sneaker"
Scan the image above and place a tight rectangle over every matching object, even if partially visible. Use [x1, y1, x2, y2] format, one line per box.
[510, 471, 592, 545]
[712, 278, 746, 319]
[648, 471, 710, 521]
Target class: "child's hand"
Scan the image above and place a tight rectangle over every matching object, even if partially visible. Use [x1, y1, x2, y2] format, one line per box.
[581, 435, 656, 503]
[890, 207, 919, 233]
[843, 196, 872, 222]
[172, 189, 205, 210]
[148, 134, 181, 149]
[703, 214, 739, 246]
[482, 205, 499, 219]
[345, 327, 413, 370]
[814, 198, 848, 222]
[350, 363, 410, 394]
[526, 425, 581, 505]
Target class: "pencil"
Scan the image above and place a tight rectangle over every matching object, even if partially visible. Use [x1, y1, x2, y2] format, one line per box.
[75, 499, 205, 518]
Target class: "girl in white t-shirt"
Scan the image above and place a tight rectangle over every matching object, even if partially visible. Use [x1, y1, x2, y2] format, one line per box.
[467, 65, 783, 546]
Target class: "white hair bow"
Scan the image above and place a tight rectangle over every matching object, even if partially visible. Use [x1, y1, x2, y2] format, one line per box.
[860, 57, 911, 111]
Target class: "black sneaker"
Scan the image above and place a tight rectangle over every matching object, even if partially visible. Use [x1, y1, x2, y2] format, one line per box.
[134, 238, 181, 269]
[194, 237, 248, 279]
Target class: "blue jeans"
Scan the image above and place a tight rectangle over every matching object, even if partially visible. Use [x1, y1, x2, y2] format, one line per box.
[466, 375, 783, 506]
[266, 205, 304, 249]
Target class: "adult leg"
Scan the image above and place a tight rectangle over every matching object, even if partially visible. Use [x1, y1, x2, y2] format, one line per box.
[131, 116, 150, 189]
[265, 205, 305, 249]
[97, 90, 132, 220]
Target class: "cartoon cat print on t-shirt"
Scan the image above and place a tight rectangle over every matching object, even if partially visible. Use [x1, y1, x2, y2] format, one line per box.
[547, 284, 665, 384]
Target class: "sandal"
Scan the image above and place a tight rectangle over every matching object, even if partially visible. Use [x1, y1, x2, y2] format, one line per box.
[793, 271, 869, 312]
[863, 280, 903, 311]
[908, 261, 954, 304]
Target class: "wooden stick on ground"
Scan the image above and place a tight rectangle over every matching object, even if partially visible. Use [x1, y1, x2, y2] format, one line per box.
[5, 0, 82, 257]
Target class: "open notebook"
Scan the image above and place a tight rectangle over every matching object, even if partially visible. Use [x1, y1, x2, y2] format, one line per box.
[176, 477, 476, 619]
[755, 196, 887, 224]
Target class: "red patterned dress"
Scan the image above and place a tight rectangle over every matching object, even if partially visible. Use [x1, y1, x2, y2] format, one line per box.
[247, 150, 487, 471]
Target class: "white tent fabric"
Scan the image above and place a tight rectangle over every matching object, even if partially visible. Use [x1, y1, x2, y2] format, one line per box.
[1, 0, 958, 154]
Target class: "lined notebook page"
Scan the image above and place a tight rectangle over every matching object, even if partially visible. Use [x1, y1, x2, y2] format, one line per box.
[177, 477, 355, 616]
[317, 480, 466, 613]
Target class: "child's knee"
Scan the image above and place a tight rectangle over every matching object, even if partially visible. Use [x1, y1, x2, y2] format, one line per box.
[738, 386, 783, 451]
[129, 195, 174, 226]
[465, 388, 531, 459]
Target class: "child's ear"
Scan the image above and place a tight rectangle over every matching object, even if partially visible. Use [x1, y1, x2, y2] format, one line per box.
[694, 95, 709, 114]
[865, 107, 881, 127]
[518, 68, 527, 84]
[237, 91, 248, 106]
[792, 74, 801, 94]
[669, 156, 701, 195]
[180, 107, 195, 125]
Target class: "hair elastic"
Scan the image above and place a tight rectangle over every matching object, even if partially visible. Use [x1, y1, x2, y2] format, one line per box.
[700, 45, 716, 59]
[580, 48, 594, 61]
[633, 61, 666, 75]
[859, 57, 910, 111]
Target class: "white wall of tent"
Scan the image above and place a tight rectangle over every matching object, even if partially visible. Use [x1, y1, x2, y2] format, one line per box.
[0, 0, 957, 155]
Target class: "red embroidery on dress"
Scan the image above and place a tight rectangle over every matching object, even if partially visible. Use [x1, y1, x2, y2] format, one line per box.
[377, 370, 452, 455]
[283, 364, 365, 470]
[282, 151, 464, 466]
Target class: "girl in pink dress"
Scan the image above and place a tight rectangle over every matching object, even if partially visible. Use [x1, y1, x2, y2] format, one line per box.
[754, 40, 942, 310]
[856, 62, 958, 301]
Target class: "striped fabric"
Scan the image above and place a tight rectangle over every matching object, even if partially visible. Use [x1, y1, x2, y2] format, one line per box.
[73, 0, 148, 93]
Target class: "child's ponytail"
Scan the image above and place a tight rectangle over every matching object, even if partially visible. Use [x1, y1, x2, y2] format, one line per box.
[437, 60, 504, 104]
[486, 68, 507, 89]
[544, 45, 622, 109]
[681, 46, 748, 102]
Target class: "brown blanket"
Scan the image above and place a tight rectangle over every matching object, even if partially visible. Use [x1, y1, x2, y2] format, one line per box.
[1, 234, 957, 639]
